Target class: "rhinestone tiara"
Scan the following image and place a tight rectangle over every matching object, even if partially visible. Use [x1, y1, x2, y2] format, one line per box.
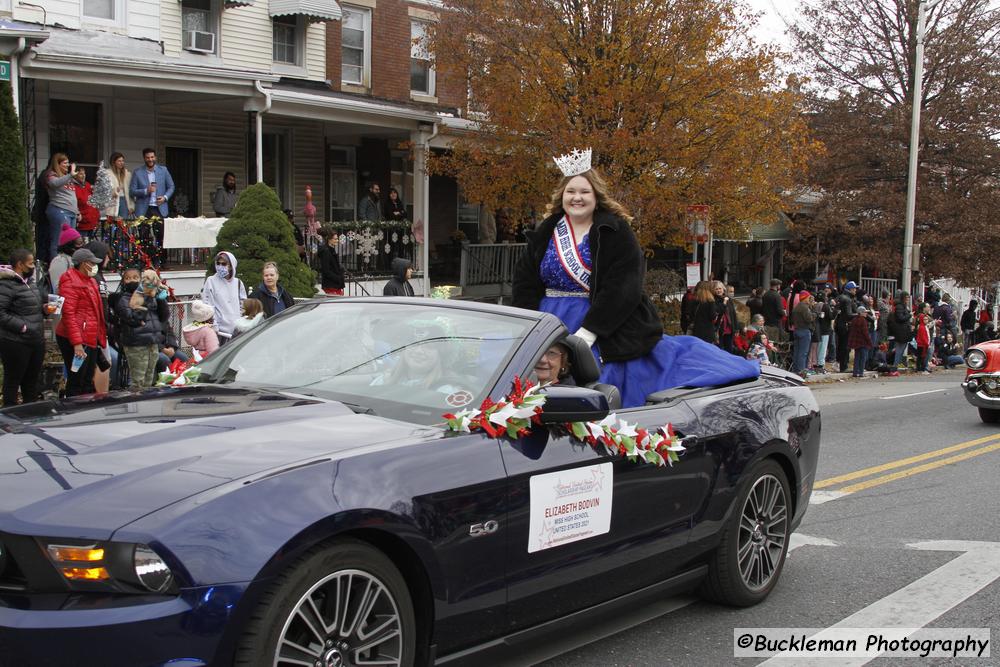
[553, 147, 592, 177]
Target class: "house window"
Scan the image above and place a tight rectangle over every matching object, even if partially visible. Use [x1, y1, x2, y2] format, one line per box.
[341, 6, 370, 86]
[410, 20, 434, 96]
[182, 0, 217, 54]
[82, 0, 116, 20]
[273, 15, 299, 65]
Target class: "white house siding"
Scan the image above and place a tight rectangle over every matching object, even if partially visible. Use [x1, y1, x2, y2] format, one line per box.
[305, 22, 326, 80]
[160, 0, 182, 57]
[156, 102, 248, 217]
[126, 0, 161, 42]
[13, 1, 78, 29]
[30, 81, 155, 175]
[264, 115, 326, 217]
[220, 2, 273, 72]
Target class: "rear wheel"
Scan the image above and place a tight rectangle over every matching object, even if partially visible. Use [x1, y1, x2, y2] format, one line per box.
[235, 539, 416, 667]
[978, 408, 1000, 424]
[702, 459, 790, 607]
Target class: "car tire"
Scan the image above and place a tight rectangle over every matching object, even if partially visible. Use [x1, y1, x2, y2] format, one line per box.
[978, 408, 1000, 424]
[234, 538, 417, 667]
[702, 459, 790, 607]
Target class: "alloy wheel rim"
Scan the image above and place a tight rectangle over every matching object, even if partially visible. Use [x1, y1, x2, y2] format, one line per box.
[274, 568, 403, 667]
[737, 473, 788, 592]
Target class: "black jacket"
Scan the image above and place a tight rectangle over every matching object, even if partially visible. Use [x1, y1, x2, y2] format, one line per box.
[961, 306, 977, 331]
[816, 300, 834, 335]
[887, 304, 913, 343]
[691, 299, 720, 343]
[835, 293, 857, 328]
[115, 283, 169, 347]
[252, 283, 296, 318]
[761, 289, 784, 327]
[317, 244, 345, 290]
[512, 210, 662, 362]
[0, 266, 46, 345]
[383, 258, 415, 297]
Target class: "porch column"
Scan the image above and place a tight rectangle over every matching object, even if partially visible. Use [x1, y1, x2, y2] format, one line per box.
[412, 124, 437, 297]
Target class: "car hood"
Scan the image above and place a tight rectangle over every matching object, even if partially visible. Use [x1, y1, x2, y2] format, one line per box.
[0, 386, 441, 539]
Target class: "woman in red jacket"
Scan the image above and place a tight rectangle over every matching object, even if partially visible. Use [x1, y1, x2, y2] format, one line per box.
[55, 248, 108, 396]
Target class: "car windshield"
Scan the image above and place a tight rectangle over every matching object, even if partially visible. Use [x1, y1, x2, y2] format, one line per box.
[196, 302, 532, 424]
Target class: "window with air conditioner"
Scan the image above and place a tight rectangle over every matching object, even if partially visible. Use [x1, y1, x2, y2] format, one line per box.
[341, 6, 370, 86]
[182, 0, 217, 55]
[410, 20, 435, 97]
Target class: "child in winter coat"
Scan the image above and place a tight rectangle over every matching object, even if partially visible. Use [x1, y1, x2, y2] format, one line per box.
[848, 306, 874, 377]
[232, 298, 265, 338]
[183, 299, 220, 361]
[746, 331, 774, 366]
[116, 268, 169, 388]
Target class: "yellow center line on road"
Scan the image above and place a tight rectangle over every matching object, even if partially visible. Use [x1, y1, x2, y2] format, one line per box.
[814, 433, 1000, 489]
[837, 441, 1000, 494]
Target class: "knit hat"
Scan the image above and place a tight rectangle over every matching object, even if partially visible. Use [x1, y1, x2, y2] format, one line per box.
[799, 290, 811, 300]
[58, 223, 81, 247]
[190, 300, 214, 323]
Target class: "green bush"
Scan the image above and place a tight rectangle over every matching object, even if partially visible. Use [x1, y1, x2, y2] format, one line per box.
[0, 82, 31, 263]
[211, 183, 315, 297]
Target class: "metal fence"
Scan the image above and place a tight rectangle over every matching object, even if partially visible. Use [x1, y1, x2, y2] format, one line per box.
[459, 243, 527, 287]
[860, 277, 897, 298]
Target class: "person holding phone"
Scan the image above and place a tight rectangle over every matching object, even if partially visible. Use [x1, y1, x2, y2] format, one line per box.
[55, 248, 108, 396]
[44, 153, 80, 262]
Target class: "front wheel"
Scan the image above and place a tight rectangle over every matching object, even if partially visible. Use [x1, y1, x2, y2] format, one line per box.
[235, 539, 417, 667]
[978, 408, 1000, 424]
[702, 459, 791, 607]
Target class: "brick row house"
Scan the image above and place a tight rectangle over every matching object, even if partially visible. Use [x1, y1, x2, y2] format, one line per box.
[0, 0, 482, 294]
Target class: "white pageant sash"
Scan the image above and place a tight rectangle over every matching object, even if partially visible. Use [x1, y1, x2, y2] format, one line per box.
[553, 218, 591, 291]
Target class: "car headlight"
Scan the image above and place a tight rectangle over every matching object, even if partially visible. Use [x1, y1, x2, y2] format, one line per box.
[40, 538, 177, 594]
[967, 349, 987, 370]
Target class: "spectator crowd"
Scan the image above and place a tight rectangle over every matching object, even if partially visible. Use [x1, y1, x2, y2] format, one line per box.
[680, 277, 992, 378]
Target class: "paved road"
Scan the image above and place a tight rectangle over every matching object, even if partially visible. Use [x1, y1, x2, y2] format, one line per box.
[529, 370, 1000, 666]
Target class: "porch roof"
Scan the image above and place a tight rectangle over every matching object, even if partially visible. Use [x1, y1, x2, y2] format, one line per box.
[22, 27, 278, 95]
[714, 211, 792, 243]
[265, 83, 444, 129]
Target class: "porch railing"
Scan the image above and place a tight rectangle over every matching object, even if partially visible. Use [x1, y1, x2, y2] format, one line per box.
[459, 243, 526, 298]
[860, 277, 897, 299]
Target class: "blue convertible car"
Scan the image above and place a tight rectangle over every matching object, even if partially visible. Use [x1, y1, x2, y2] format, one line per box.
[0, 298, 819, 666]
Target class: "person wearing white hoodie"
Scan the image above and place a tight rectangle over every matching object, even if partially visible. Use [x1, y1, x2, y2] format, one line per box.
[201, 250, 246, 343]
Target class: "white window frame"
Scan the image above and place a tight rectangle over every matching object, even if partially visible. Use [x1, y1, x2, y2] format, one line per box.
[272, 15, 305, 68]
[81, 0, 125, 26]
[181, 0, 220, 56]
[409, 19, 436, 100]
[341, 5, 372, 88]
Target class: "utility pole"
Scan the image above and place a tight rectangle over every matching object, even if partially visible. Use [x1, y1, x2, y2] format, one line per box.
[902, 0, 934, 295]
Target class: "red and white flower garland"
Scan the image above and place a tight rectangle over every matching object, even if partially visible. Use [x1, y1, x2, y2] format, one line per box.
[443, 377, 686, 467]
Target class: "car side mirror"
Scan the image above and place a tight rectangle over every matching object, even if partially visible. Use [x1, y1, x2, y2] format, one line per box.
[536, 385, 609, 424]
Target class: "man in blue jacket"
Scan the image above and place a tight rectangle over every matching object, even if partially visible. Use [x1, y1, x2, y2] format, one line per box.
[130, 148, 175, 268]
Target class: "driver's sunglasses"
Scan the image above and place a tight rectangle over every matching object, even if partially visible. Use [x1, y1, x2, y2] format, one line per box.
[542, 349, 565, 360]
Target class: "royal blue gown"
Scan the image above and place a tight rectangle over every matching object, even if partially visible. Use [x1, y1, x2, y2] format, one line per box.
[539, 233, 760, 408]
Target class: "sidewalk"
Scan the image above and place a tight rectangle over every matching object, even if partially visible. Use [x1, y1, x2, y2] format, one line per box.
[802, 366, 963, 384]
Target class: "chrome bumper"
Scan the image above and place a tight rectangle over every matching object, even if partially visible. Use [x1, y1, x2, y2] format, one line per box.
[961, 372, 1000, 408]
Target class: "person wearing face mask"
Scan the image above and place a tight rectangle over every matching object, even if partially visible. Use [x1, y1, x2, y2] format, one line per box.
[201, 250, 246, 343]
[0, 249, 53, 405]
[116, 269, 170, 388]
[512, 149, 758, 408]
[55, 248, 109, 397]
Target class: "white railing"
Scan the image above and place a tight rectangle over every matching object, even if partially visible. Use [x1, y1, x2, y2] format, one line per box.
[860, 277, 897, 299]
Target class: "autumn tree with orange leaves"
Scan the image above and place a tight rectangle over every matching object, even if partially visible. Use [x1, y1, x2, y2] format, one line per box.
[429, 0, 818, 248]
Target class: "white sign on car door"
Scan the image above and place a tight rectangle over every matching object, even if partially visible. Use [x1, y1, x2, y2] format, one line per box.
[528, 463, 613, 553]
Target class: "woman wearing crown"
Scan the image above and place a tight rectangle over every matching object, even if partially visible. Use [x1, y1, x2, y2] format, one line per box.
[513, 149, 759, 408]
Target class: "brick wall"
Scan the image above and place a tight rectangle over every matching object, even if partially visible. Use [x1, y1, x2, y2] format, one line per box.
[325, 1, 464, 112]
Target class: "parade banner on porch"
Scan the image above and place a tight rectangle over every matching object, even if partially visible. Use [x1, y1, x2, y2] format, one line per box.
[162, 217, 227, 249]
